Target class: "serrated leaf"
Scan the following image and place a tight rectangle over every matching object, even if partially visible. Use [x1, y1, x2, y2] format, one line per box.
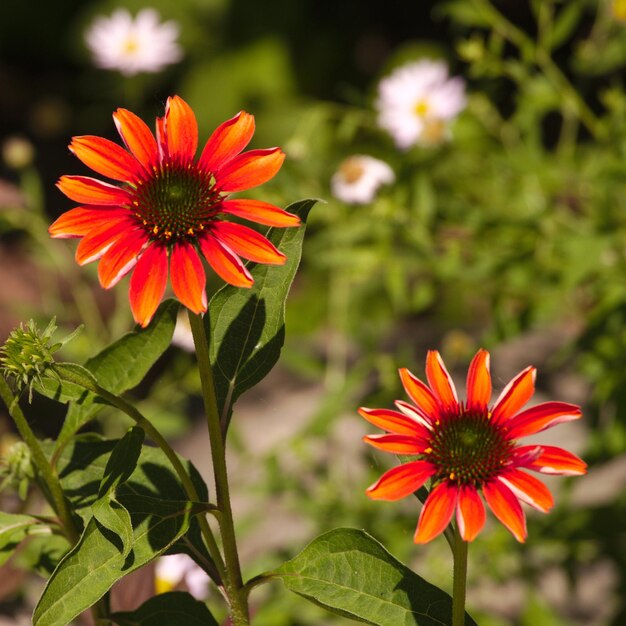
[274, 528, 478, 626]
[111, 591, 219, 626]
[0, 511, 41, 565]
[50, 299, 178, 452]
[208, 199, 316, 429]
[34, 497, 202, 626]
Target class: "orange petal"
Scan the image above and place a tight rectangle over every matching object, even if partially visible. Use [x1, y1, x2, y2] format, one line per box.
[491, 366, 536, 423]
[129, 244, 168, 327]
[456, 485, 486, 542]
[366, 461, 435, 501]
[210, 222, 285, 265]
[515, 445, 587, 476]
[394, 400, 434, 430]
[466, 349, 492, 410]
[425, 350, 458, 408]
[98, 229, 148, 288]
[498, 470, 553, 512]
[49, 207, 129, 239]
[216, 148, 285, 193]
[199, 111, 255, 173]
[398, 368, 438, 421]
[75, 218, 136, 265]
[363, 433, 429, 455]
[156, 116, 167, 159]
[505, 402, 582, 439]
[199, 233, 254, 288]
[170, 243, 207, 315]
[70, 136, 142, 181]
[113, 107, 158, 170]
[358, 407, 430, 437]
[57, 176, 131, 206]
[219, 199, 300, 227]
[414, 481, 458, 544]
[483, 480, 527, 542]
[164, 95, 198, 161]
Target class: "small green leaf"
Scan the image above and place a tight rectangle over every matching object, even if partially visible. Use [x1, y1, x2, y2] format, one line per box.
[98, 427, 145, 497]
[111, 591, 219, 626]
[274, 528, 478, 626]
[209, 199, 316, 429]
[52, 299, 179, 452]
[0, 511, 41, 565]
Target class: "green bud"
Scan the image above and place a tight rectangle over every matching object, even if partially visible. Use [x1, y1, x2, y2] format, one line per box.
[0, 440, 35, 499]
[0, 318, 82, 401]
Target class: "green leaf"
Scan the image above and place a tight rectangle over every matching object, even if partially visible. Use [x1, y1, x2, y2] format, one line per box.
[274, 528, 478, 626]
[50, 299, 179, 452]
[208, 199, 316, 429]
[47, 433, 208, 523]
[98, 427, 145, 497]
[0, 511, 41, 565]
[548, 1, 585, 52]
[92, 496, 133, 558]
[34, 432, 212, 626]
[33, 497, 203, 626]
[111, 591, 219, 626]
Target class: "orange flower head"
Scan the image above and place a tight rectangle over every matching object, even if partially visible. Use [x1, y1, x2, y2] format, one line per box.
[51, 95, 299, 327]
[360, 349, 586, 544]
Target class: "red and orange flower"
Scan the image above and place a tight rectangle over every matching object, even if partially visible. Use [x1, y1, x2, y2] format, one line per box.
[360, 349, 586, 544]
[50, 95, 299, 326]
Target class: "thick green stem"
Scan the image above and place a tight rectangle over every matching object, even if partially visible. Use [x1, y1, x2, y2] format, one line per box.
[0, 376, 80, 545]
[188, 310, 249, 626]
[52, 366, 227, 587]
[452, 524, 469, 626]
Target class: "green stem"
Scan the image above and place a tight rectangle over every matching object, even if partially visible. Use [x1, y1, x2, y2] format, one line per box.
[52, 366, 227, 587]
[0, 376, 80, 545]
[452, 524, 469, 626]
[188, 310, 249, 626]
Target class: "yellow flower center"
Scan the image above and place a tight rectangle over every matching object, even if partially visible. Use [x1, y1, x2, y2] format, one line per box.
[339, 158, 365, 184]
[612, 0, 626, 21]
[414, 99, 430, 118]
[123, 37, 139, 54]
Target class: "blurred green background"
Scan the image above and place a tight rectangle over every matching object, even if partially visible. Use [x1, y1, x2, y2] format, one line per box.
[1, 0, 626, 624]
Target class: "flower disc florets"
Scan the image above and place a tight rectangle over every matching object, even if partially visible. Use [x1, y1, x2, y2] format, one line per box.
[426, 407, 513, 485]
[360, 349, 587, 544]
[131, 163, 221, 243]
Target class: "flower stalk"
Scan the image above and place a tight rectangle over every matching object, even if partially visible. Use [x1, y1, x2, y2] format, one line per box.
[452, 524, 468, 626]
[188, 310, 249, 625]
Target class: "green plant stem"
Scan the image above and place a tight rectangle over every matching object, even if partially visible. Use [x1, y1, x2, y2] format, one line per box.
[452, 524, 468, 626]
[188, 310, 249, 626]
[0, 376, 80, 545]
[52, 366, 227, 587]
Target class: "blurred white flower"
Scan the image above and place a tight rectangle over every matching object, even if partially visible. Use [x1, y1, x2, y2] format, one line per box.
[376, 59, 466, 149]
[171, 311, 194, 352]
[85, 8, 183, 76]
[155, 554, 208, 600]
[331, 155, 395, 204]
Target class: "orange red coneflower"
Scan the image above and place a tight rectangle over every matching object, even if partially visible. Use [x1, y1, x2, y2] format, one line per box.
[50, 95, 299, 326]
[360, 349, 587, 544]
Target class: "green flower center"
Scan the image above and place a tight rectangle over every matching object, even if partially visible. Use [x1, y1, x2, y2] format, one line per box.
[426, 408, 513, 485]
[130, 163, 222, 243]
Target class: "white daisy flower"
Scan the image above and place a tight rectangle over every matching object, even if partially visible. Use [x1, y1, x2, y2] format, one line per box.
[171, 311, 194, 352]
[85, 8, 183, 76]
[331, 155, 395, 205]
[376, 59, 466, 149]
[155, 554, 208, 600]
